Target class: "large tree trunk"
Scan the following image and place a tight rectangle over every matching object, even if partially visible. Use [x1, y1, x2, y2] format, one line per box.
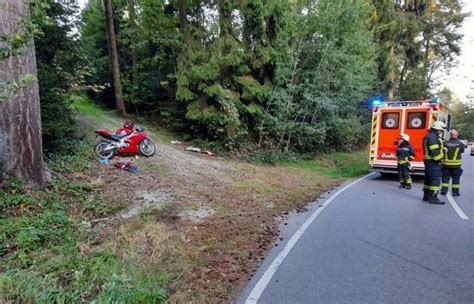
[128, 0, 138, 84]
[0, 0, 48, 188]
[104, 0, 126, 115]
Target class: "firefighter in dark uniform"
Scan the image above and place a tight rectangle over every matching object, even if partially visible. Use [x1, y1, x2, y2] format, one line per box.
[441, 129, 464, 196]
[396, 134, 415, 189]
[423, 121, 446, 204]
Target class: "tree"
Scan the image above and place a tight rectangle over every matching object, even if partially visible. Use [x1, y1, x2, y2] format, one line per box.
[451, 101, 474, 141]
[262, 0, 377, 151]
[127, 0, 138, 84]
[178, 0, 187, 31]
[371, 0, 465, 100]
[104, 0, 126, 114]
[0, 0, 48, 187]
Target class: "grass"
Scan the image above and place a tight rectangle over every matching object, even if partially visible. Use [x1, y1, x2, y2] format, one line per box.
[284, 151, 369, 179]
[71, 95, 107, 120]
[72, 94, 177, 146]
[0, 138, 168, 303]
[232, 180, 274, 194]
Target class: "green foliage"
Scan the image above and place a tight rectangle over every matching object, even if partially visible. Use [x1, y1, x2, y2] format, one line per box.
[77, 0, 466, 154]
[370, 0, 466, 100]
[244, 148, 310, 165]
[451, 101, 474, 141]
[34, 1, 83, 154]
[260, 0, 377, 152]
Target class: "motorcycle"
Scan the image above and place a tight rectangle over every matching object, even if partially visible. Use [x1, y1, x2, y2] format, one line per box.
[94, 127, 156, 159]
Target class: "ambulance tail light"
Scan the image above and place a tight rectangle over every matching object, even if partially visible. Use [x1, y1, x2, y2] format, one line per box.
[431, 104, 439, 111]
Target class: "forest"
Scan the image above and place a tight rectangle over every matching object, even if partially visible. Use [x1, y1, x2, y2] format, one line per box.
[7, 0, 473, 156]
[1, 0, 472, 182]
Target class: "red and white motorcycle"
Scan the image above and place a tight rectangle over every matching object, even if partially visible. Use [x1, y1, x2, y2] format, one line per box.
[94, 126, 156, 160]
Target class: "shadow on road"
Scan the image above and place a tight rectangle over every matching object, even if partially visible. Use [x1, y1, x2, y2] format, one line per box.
[374, 172, 424, 183]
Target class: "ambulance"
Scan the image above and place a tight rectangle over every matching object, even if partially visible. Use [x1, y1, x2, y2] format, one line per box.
[369, 98, 451, 175]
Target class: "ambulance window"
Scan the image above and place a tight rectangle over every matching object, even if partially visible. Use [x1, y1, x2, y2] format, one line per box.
[407, 112, 426, 129]
[382, 113, 399, 129]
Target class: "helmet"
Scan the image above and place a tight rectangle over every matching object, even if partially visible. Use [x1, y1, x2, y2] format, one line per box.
[124, 120, 134, 129]
[431, 121, 446, 131]
[398, 133, 410, 141]
[449, 129, 459, 139]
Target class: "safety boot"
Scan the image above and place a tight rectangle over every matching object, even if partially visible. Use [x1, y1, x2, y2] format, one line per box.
[399, 183, 405, 189]
[440, 187, 448, 195]
[452, 189, 460, 197]
[428, 191, 445, 205]
[422, 189, 429, 202]
[405, 184, 412, 190]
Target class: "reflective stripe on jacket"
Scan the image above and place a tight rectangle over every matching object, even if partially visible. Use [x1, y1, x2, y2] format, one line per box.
[443, 138, 464, 168]
[397, 142, 415, 165]
[423, 129, 444, 161]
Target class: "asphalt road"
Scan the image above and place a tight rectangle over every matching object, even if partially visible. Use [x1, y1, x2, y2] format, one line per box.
[238, 149, 473, 304]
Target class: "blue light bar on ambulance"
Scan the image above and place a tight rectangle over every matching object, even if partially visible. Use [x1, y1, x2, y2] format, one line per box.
[372, 99, 383, 106]
[430, 97, 439, 104]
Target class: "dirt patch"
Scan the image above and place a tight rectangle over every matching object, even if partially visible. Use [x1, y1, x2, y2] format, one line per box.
[178, 206, 216, 224]
[122, 189, 175, 219]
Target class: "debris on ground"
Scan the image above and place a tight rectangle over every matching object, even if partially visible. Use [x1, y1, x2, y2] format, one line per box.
[114, 158, 139, 173]
[98, 158, 109, 165]
[185, 146, 215, 156]
[171, 140, 182, 145]
[201, 150, 214, 156]
[185, 146, 201, 153]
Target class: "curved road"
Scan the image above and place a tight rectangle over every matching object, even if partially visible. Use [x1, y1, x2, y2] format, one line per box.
[238, 149, 473, 304]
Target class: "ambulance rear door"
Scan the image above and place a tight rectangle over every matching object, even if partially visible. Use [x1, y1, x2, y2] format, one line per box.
[375, 109, 402, 166]
[403, 108, 429, 171]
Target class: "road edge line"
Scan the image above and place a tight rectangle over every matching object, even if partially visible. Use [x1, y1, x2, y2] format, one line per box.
[446, 194, 469, 220]
[244, 172, 376, 304]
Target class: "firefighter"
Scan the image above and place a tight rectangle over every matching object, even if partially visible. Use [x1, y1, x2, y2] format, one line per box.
[441, 129, 464, 196]
[396, 134, 415, 189]
[423, 121, 446, 204]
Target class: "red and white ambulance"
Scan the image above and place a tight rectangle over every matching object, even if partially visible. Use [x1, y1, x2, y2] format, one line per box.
[369, 98, 451, 175]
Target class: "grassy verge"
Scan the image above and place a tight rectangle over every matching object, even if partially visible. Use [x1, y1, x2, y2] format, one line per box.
[286, 151, 369, 179]
[0, 140, 168, 303]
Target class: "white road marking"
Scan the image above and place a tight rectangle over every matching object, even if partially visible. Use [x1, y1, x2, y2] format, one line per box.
[446, 194, 469, 220]
[244, 173, 376, 304]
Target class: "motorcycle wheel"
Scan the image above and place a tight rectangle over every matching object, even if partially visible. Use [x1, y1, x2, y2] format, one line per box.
[95, 141, 115, 159]
[139, 138, 156, 157]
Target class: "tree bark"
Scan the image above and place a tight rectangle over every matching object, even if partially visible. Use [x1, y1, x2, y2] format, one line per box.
[178, 0, 187, 32]
[0, 0, 48, 188]
[127, 0, 138, 84]
[399, 59, 408, 93]
[387, 45, 396, 101]
[217, 0, 232, 37]
[104, 0, 126, 115]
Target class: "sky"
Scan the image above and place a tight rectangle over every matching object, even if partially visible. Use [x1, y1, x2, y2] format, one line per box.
[76, 0, 474, 103]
